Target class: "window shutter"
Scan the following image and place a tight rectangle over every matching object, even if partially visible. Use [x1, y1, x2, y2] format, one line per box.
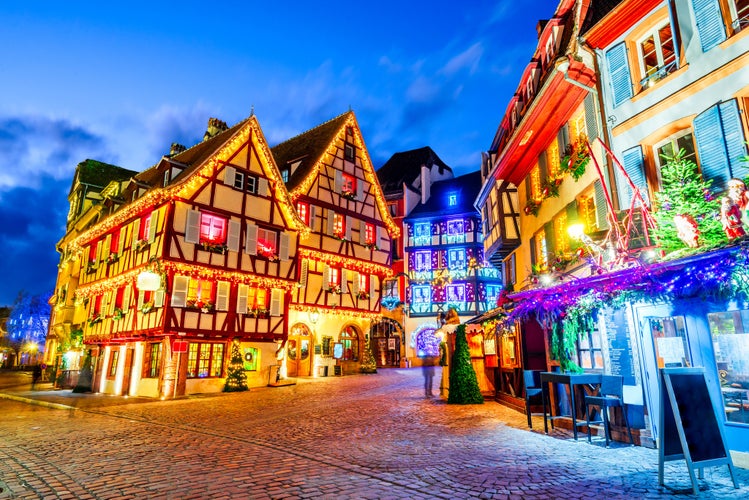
[369, 275, 378, 298]
[323, 264, 331, 288]
[108, 291, 116, 315]
[118, 227, 126, 254]
[694, 104, 730, 189]
[258, 177, 269, 197]
[227, 220, 241, 252]
[594, 179, 610, 231]
[102, 234, 111, 261]
[310, 205, 318, 231]
[299, 259, 308, 287]
[359, 222, 367, 245]
[341, 269, 349, 294]
[279, 232, 290, 261]
[566, 201, 579, 250]
[352, 271, 360, 294]
[100, 294, 109, 316]
[584, 93, 599, 140]
[345, 216, 353, 240]
[245, 223, 258, 255]
[719, 100, 749, 180]
[557, 127, 569, 156]
[538, 151, 548, 180]
[327, 210, 335, 235]
[618, 146, 649, 208]
[223, 166, 236, 186]
[236, 284, 249, 314]
[171, 275, 189, 307]
[606, 42, 632, 107]
[356, 179, 364, 199]
[216, 281, 230, 311]
[692, 0, 726, 52]
[543, 221, 555, 257]
[335, 170, 342, 192]
[185, 209, 200, 244]
[131, 219, 141, 246]
[148, 210, 158, 243]
[529, 236, 537, 267]
[154, 289, 165, 308]
[270, 289, 283, 317]
[137, 290, 145, 309]
[123, 285, 132, 312]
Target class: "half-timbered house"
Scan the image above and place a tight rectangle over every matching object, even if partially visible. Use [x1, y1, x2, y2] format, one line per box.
[272, 111, 399, 375]
[67, 116, 306, 397]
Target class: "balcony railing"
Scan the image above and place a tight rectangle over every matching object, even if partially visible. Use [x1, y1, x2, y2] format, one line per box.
[639, 60, 678, 89]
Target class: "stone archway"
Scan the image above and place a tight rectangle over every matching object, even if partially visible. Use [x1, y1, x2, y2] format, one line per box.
[370, 318, 404, 367]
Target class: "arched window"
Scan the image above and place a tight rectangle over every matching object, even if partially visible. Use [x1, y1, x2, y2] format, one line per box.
[340, 326, 359, 361]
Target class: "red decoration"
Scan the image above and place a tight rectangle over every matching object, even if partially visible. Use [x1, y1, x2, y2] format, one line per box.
[673, 214, 700, 248]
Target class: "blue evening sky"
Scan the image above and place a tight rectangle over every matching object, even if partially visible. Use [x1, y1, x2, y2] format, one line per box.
[0, 0, 559, 305]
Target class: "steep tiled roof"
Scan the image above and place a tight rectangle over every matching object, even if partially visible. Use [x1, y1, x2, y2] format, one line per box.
[74, 159, 137, 194]
[405, 170, 482, 220]
[272, 112, 351, 190]
[376, 146, 452, 195]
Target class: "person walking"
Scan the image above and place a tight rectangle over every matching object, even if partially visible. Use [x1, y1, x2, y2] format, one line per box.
[32, 364, 42, 390]
[421, 356, 436, 397]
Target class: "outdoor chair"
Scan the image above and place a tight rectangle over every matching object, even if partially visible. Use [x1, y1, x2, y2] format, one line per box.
[523, 370, 544, 429]
[584, 374, 634, 446]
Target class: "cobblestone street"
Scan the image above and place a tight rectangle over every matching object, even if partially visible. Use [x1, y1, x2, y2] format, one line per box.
[1, 368, 747, 499]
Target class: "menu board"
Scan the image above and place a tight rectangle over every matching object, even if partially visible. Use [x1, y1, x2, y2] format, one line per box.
[603, 308, 636, 385]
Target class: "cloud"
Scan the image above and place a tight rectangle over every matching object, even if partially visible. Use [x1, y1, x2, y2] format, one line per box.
[439, 43, 483, 77]
[0, 115, 112, 189]
[143, 103, 217, 160]
[0, 175, 68, 305]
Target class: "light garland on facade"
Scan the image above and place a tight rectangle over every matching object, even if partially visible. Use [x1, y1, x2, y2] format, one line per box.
[298, 248, 393, 277]
[289, 304, 382, 322]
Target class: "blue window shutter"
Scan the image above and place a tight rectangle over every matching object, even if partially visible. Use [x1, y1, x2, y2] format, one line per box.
[584, 94, 599, 140]
[594, 180, 610, 231]
[691, 0, 726, 52]
[618, 146, 649, 208]
[606, 43, 632, 107]
[694, 104, 730, 189]
[719, 100, 749, 180]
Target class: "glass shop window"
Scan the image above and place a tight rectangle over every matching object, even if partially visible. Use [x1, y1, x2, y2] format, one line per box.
[709, 310, 749, 425]
[648, 316, 691, 368]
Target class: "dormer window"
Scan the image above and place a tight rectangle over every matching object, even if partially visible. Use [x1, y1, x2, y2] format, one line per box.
[297, 202, 310, 225]
[233, 171, 245, 190]
[280, 167, 290, 183]
[448, 193, 458, 206]
[344, 143, 356, 162]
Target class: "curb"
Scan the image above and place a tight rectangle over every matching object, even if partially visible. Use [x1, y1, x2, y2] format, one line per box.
[0, 392, 77, 411]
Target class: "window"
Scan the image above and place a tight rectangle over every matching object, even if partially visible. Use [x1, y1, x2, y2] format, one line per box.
[656, 132, 697, 174]
[140, 213, 153, 240]
[108, 350, 119, 378]
[364, 223, 375, 245]
[144, 342, 162, 378]
[529, 165, 542, 200]
[246, 175, 257, 193]
[187, 342, 225, 378]
[448, 193, 458, 206]
[414, 251, 431, 272]
[414, 222, 431, 245]
[388, 202, 398, 216]
[412, 285, 431, 303]
[340, 326, 359, 361]
[553, 211, 569, 254]
[575, 327, 603, 370]
[328, 267, 341, 289]
[447, 219, 465, 242]
[110, 231, 120, 255]
[732, 0, 749, 31]
[577, 190, 598, 234]
[199, 212, 227, 245]
[333, 213, 345, 239]
[358, 273, 368, 294]
[693, 99, 748, 191]
[709, 310, 749, 424]
[280, 168, 290, 183]
[448, 248, 466, 270]
[638, 22, 676, 88]
[649, 316, 691, 368]
[503, 253, 517, 286]
[445, 284, 465, 304]
[233, 170, 245, 190]
[257, 228, 277, 257]
[247, 287, 268, 311]
[533, 229, 548, 267]
[546, 138, 560, 178]
[344, 142, 356, 162]
[341, 173, 356, 196]
[297, 202, 310, 225]
[186, 278, 213, 309]
[93, 295, 103, 316]
[486, 285, 501, 307]
[88, 240, 99, 264]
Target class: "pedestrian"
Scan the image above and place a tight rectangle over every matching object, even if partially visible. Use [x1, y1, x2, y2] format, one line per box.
[421, 356, 436, 397]
[32, 364, 42, 390]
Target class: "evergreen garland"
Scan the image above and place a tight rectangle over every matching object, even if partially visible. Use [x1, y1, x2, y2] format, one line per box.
[652, 150, 723, 253]
[447, 324, 484, 405]
[223, 338, 249, 392]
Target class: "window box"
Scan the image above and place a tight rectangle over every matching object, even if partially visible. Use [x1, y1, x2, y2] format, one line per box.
[364, 241, 378, 251]
[135, 239, 150, 252]
[258, 246, 279, 262]
[327, 284, 342, 294]
[88, 313, 102, 326]
[341, 189, 357, 201]
[112, 307, 124, 321]
[200, 241, 228, 254]
[357, 291, 370, 300]
[186, 299, 215, 313]
[106, 253, 120, 264]
[141, 301, 155, 314]
[248, 308, 269, 318]
[86, 262, 98, 274]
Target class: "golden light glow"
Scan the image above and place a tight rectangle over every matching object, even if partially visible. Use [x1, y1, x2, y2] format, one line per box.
[298, 248, 393, 277]
[290, 304, 382, 322]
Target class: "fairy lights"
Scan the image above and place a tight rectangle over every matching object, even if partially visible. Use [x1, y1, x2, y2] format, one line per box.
[298, 248, 393, 277]
[289, 304, 382, 322]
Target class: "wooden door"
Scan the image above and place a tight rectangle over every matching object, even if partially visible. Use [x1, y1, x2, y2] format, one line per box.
[121, 348, 135, 396]
[287, 324, 312, 377]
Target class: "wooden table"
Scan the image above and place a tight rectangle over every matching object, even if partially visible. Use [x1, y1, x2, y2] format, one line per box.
[541, 371, 602, 440]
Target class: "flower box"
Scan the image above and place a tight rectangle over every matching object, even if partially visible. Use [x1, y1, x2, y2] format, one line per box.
[200, 241, 228, 254]
[106, 253, 120, 264]
[341, 190, 357, 201]
[135, 239, 151, 252]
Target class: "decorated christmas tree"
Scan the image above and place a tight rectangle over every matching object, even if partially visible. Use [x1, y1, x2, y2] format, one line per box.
[223, 338, 248, 392]
[72, 349, 93, 393]
[359, 334, 377, 374]
[447, 324, 484, 404]
[653, 150, 723, 253]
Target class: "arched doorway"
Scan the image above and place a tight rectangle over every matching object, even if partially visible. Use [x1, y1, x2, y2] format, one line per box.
[412, 323, 441, 358]
[339, 325, 360, 362]
[370, 318, 404, 367]
[287, 323, 312, 377]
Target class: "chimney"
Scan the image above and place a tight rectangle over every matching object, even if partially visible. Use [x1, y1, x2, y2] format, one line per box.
[170, 143, 186, 156]
[203, 117, 229, 141]
[421, 164, 430, 205]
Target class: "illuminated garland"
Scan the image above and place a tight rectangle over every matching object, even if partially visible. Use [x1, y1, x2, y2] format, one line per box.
[70, 116, 309, 252]
[298, 248, 393, 277]
[289, 304, 382, 322]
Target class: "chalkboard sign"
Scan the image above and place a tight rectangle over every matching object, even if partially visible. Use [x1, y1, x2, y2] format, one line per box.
[334, 365, 342, 376]
[603, 308, 636, 385]
[658, 368, 738, 494]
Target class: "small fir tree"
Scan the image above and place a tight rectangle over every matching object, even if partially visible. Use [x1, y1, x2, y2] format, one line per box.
[359, 335, 377, 374]
[653, 150, 723, 253]
[223, 338, 248, 392]
[447, 324, 484, 404]
[72, 349, 93, 393]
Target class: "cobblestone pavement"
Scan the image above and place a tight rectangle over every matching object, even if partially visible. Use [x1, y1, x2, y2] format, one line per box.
[0, 368, 747, 499]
